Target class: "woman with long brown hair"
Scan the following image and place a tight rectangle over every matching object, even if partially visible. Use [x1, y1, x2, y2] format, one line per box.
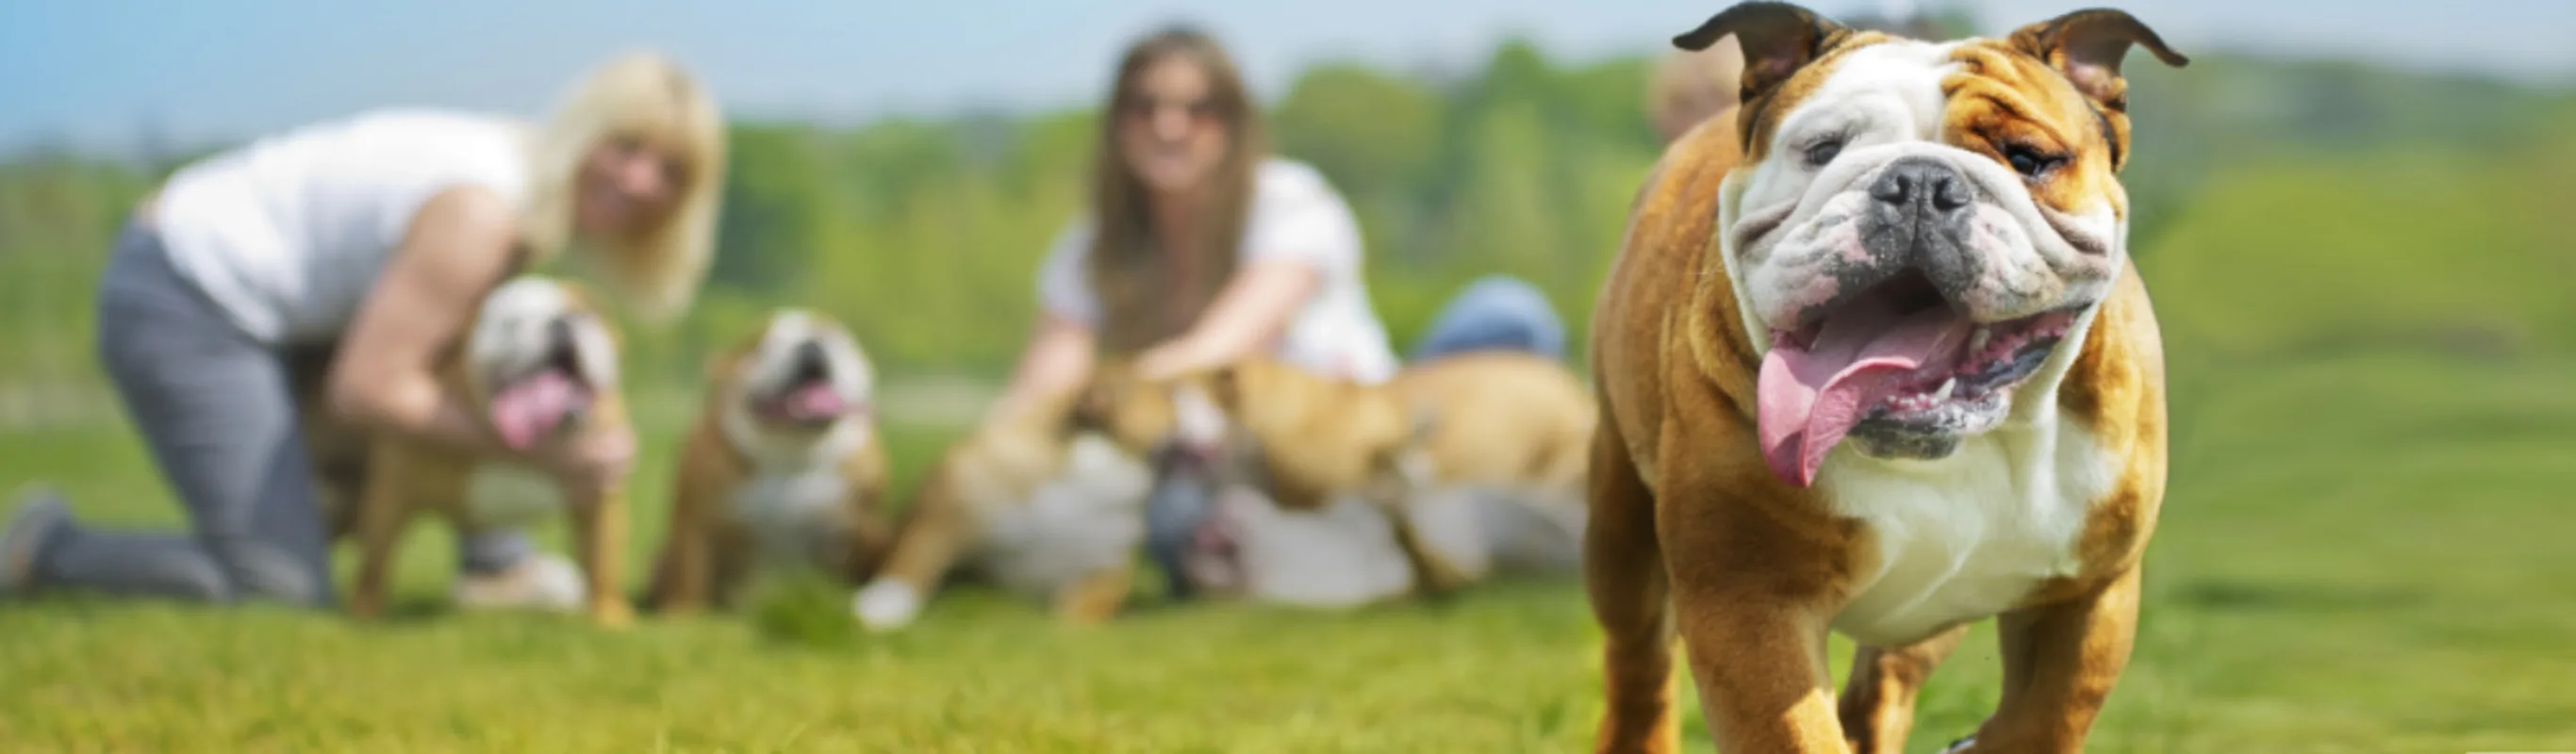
[0, 52, 727, 610]
[1008, 25, 1562, 422]
[854, 25, 1563, 627]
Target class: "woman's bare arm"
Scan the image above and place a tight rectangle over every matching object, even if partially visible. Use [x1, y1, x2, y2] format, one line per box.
[324, 187, 523, 457]
[983, 311, 1097, 426]
[1134, 258, 1321, 380]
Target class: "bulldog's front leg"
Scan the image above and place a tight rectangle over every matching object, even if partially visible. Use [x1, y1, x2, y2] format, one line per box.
[853, 468, 978, 631]
[648, 472, 718, 615]
[1839, 625, 1968, 754]
[1658, 462, 1853, 753]
[569, 484, 636, 628]
[1952, 567, 2142, 753]
[1669, 587, 1848, 753]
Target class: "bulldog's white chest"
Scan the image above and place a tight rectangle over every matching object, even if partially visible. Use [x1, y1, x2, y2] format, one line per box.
[1819, 415, 2119, 647]
[727, 467, 852, 557]
[465, 465, 565, 525]
[966, 435, 1149, 598]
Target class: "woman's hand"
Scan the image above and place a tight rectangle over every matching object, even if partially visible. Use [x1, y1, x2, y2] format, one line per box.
[984, 312, 1098, 427]
[530, 423, 637, 501]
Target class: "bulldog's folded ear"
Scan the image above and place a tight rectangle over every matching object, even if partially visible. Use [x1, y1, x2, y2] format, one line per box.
[1673, 2, 1855, 105]
[2007, 8, 2189, 113]
[1068, 379, 1117, 431]
[1205, 364, 1244, 414]
[1405, 402, 1440, 446]
[700, 349, 733, 384]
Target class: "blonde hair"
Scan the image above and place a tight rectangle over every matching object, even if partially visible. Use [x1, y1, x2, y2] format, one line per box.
[521, 50, 727, 324]
[1647, 35, 1746, 142]
[1085, 25, 1265, 356]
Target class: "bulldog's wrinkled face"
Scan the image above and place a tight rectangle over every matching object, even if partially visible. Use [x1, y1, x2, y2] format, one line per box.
[1697, 7, 2183, 486]
[466, 277, 619, 451]
[731, 310, 873, 434]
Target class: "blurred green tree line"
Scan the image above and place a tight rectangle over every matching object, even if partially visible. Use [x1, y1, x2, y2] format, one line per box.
[5, 38, 2570, 393]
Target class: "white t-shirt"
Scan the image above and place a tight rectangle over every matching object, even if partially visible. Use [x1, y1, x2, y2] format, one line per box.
[153, 108, 535, 345]
[1036, 158, 1399, 384]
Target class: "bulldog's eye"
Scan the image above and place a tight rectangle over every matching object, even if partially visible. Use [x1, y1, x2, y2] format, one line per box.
[2003, 144, 2067, 179]
[1803, 137, 1846, 169]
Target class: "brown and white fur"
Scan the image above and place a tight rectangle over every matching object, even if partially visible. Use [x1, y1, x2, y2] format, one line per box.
[1082, 352, 1597, 605]
[850, 391, 1152, 631]
[646, 310, 890, 614]
[325, 276, 636, 626]
[1585, 4, 2182, 753]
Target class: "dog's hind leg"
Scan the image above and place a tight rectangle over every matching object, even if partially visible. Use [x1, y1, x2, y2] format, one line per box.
[1052, 557, 1134, 625]
[1583, 414, 1678, 754]
[1364, 451, 1475, 598]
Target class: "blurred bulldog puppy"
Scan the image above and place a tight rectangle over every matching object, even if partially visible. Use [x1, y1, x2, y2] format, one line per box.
[646, 309, 890, 614]
[850, 390, 1150, 631]
[326, 276, 636, 627]
[1082, 352, 1596, 606]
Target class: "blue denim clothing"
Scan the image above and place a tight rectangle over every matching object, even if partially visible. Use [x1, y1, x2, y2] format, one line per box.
[1407, 275, 1567, 363]
[20, 221, 534, 606]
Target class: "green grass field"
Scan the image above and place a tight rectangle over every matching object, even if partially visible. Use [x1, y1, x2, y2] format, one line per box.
[4, 347, 2574, 752]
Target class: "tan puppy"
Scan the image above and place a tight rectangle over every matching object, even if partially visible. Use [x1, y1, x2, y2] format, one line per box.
[1081, 357, 1471, 599]
[1586, 5, 2182, 753]
[1381, 352, 1595, 581]
[328, 275, 636, 626]
[1081, 352, 1596, 600]
[646, 310, 890, 614]
[851, 391, 1150, 631]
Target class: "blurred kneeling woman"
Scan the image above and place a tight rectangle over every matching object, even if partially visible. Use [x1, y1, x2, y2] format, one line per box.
[0, 52, 727, 611]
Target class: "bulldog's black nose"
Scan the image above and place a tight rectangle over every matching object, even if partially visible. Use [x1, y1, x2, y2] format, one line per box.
[545, 316, 576, 348]
[1870, 156, 1973, 220]
[789, 340, 830, 380]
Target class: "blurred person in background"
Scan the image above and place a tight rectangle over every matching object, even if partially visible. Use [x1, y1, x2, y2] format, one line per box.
[0, 52, 727, 610]
[999, 25, 1563, 415]
[1647, 33, 1745, 144]
[990, 25, 1567, 602]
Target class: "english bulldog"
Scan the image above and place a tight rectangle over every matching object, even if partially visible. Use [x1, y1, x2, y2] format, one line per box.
[1082, 352, 1597, 606]
[645, 310, 891, 614]
[331, 275, 636, 626]
[1584, 4, 2182, 753]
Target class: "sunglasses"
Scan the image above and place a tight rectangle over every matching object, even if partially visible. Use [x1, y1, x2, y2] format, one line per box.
[1120, 94, 1225, 124]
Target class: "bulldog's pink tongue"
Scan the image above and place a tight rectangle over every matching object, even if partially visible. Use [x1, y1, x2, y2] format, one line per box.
[1757, 302, 1973, 487]
[490, 370, 580, 451]
[783, 383, 849, 421]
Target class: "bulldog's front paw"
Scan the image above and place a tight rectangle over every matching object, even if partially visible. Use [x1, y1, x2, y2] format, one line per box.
[852, 580, 921, 631]
[590, 598, 636, 629]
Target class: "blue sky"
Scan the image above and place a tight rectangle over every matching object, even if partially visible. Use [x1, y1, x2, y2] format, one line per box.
[4, 0, 2570, 154]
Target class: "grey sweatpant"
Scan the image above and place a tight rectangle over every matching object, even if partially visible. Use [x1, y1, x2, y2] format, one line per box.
[29, 220, 533, 605]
